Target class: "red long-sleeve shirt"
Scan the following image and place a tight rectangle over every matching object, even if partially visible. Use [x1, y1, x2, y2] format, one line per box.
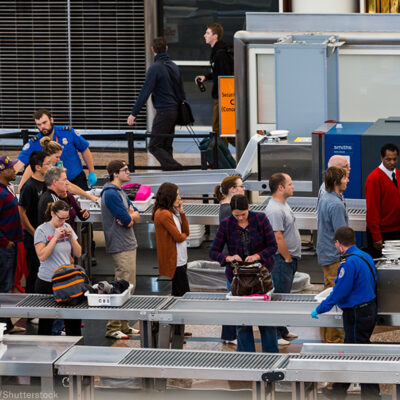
[365, 167, 400, 242]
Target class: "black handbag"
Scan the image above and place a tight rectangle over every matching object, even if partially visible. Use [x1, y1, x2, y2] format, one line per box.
[159, 61, 195, 126]
[231, 262, 274, 296]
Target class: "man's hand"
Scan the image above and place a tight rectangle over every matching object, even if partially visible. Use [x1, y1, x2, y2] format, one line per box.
[244, 254, 261, 263]
[284, 257, 293, 263]
[89, 195, 99, 203]
[88, 172, 97, 188]
[226, 254, 243, 263]
[311, 309, 319, 319]
[373, 240, 383, 251]
[6, 241, 15, 248]
[127, 115, 136, 126]
[195, 75, 205, 84]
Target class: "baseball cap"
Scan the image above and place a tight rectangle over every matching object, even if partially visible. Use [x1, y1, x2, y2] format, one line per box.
[107, 160, 127, 178]
[0, 156, 17, 171]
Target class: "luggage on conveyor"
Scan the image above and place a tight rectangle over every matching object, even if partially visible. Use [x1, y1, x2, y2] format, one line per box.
[199, 136, 236, 169]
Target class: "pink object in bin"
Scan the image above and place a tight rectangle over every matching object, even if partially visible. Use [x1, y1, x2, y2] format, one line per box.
[122, 183, 151, 201]
[242, 293, 270, 301]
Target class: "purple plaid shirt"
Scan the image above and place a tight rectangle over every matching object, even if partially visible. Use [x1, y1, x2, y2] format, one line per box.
[209, 211, 277, 282]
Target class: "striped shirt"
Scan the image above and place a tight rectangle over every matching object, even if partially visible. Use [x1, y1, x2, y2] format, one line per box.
[209, 211, 277, 282]
[0, 183, 23, 247]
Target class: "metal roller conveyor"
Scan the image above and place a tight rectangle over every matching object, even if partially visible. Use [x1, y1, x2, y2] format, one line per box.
[81, 197, 366, 230]
[56, 346, 287, 381]
[284, 343, 400, 384]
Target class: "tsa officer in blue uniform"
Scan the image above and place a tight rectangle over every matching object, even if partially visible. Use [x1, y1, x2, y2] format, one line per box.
[311, 226, 380, 400]
[14, 109, 97, 190]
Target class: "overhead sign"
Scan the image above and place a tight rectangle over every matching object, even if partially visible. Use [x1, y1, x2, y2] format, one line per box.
[218, 76, 235, 136]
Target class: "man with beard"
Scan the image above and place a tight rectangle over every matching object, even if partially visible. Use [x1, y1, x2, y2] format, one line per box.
[15, 109, 97, 190]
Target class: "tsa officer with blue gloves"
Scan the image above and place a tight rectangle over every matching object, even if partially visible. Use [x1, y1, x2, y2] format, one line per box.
[311, 226, 380, 400]
[14, 109, 97, 190]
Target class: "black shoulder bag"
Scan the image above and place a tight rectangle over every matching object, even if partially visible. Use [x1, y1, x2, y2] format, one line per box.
[160, 61, 194, 126]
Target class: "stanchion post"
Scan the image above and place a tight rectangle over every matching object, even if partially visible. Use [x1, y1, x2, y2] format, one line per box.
[127, 131, 135, 172]
[211, 131, 219, 169]
[21, 129, 29, 145]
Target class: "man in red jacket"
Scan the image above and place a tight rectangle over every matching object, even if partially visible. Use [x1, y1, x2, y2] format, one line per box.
[365, 143, 400, 257]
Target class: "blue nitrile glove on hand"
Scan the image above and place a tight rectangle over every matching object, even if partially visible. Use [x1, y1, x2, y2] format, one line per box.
[311, 308, 319, 319]
[88, 172, 97, 188]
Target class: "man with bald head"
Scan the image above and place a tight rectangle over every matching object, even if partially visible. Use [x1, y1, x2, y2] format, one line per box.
[318, 155, 351, 200]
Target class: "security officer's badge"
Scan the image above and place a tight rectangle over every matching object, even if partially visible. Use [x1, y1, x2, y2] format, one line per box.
[338, 268, 345, 279]
[62, 138, 68, 145]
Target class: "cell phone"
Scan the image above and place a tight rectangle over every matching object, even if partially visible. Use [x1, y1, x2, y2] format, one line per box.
[196, 77, 206, 92]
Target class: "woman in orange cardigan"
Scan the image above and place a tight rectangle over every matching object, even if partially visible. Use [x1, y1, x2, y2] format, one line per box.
[152, 182, 190, 296]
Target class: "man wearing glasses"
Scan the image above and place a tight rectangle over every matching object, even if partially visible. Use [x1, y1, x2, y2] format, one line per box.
[100, 160, 140, 340]
[37, 166, 69, 225]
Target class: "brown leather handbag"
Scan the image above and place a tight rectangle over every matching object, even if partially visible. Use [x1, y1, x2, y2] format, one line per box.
[230, 262, 274, 296]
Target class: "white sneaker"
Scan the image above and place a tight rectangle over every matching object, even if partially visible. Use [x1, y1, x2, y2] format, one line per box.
[278, 338, 290, 346]
[223, 339, 237, 345]
[348, 383, 361, 392]
[30, 318, 39, 325]
[283, 332, 298, 340]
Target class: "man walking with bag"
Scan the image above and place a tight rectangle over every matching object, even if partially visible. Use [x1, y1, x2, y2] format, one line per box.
[127, 37, 184, 171]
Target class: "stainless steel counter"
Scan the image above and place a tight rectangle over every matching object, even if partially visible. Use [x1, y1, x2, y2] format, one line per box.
[0, 335, 82, 392]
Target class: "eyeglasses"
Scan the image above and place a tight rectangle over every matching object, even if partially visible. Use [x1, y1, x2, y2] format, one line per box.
[55, 213, 69, 222]
[119, 167, 129, 173]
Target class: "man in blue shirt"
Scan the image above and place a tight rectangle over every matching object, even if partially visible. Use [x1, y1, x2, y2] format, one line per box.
[312, 227, 380, 400]
[14, 109, 97, 190]
[127, 37, 184, 171]
[317, 166, 349, 344]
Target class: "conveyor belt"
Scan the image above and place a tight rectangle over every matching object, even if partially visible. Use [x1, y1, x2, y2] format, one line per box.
[56, 343, 400, 386]
[81, 198, 366, 230]
[56, 346, 287, 381]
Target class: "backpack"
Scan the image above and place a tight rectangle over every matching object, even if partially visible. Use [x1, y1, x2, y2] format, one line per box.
[122, 183, 151, 201]
[52, 265, 91, 305]
[216, 46, 234, 75]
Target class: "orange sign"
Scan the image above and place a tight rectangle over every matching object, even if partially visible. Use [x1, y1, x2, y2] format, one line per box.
[218, 76, 235, 136]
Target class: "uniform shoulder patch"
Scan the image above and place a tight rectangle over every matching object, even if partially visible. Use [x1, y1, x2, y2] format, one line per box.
[22, 143, 30, 150]
[338, 268, 345, 279]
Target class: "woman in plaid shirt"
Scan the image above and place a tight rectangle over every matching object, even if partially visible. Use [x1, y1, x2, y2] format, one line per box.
[210, 194, 278, 353]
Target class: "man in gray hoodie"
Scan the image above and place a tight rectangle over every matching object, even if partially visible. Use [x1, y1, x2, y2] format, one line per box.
[101, 160, 140, 339]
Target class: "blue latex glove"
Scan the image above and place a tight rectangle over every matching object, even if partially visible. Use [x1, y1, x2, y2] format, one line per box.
[88, 172, 97, 188]
[311, 308, 319, 319]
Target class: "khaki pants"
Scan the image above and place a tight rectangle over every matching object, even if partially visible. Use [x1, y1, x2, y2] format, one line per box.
[106, 249, 137, 336]
[320, 261, 345, 343]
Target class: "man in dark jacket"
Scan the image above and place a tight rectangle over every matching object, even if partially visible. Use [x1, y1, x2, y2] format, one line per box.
[195, 23, 234, 138]
[127, 37, 184, 171]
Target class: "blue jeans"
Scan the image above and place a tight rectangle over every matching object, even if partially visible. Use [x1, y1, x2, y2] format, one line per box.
[0, 246, 18, 330]
[237, 325, 278, 353]
[271, 254, 298, 338]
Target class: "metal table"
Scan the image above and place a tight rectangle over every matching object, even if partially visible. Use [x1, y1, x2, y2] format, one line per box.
[0, 335, 82, 392]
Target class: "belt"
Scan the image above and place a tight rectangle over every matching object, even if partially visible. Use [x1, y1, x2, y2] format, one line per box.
[342, 299, 375, 311]
[354, 299, 376, 309]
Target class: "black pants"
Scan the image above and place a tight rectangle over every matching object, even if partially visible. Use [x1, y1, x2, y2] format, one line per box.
[149, 109, 182, 171]
[23, 234, 40, 294]
[71, 170, 89, 191]
[366, 228, 400, 258]
[331, 301, 380, 400]
[171, 264, 190, 297]
[35, 277, 82, 336]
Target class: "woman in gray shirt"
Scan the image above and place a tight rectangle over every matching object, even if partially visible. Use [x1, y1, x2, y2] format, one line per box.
[34, 200, 82, 336]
